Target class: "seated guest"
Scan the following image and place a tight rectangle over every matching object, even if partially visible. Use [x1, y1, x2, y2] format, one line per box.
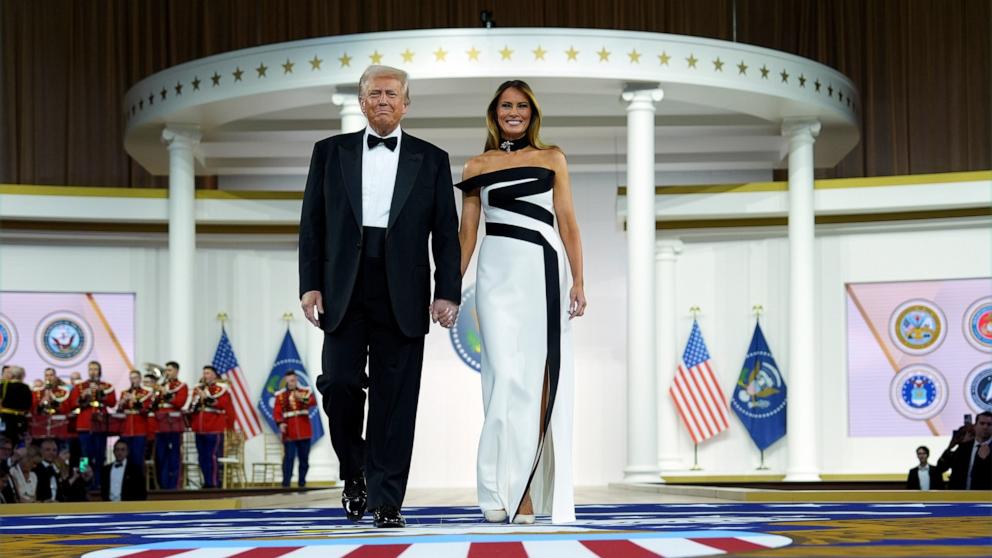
[906, 445, 944, 490]
[0, 434, 14, 469]
[34, 438, 62, 502]
[1, 461, 18, 503]
[60, 463, 92, 502]
[100, 440, 147, 501]
[938, 411, 992, 490]
[9, 445, 40, 503]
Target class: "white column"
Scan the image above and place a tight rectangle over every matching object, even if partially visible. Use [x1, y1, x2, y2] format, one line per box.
[655, 238, 684, 474]
[782, 119, 821, 482]
[332, 89, 366, 133]
[161, 126, 201, 385]
[621, 86, 663, 483]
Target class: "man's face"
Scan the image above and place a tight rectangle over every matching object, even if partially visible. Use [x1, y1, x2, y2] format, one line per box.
[165, 364, 178, 379]
[113, 443, 128, 462]
[87, 363, 100, 380]
[360, 76, 408, 136]
[44, 369, 57, 383]
[285, 375, 298, 390]
[916, 448, 929, 464]
[41, 441, 58, 462]
[129, 372, 141, 387]
[69, 372, 82, 384]
[975, 415, 992, 441]
[203, 369, 217, 384]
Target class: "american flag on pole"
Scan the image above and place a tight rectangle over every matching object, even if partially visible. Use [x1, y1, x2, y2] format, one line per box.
[669, 320, 730, 444]
[212, 327, 263, 438]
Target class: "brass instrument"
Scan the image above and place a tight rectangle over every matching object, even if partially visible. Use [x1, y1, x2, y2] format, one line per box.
[188, 381, 209, 412]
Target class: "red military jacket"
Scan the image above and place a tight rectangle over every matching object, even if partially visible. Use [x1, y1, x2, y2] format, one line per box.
[64, 380, 117, 431]
[273, 387, 316, 441]
[33, 384, 70, 416]
[154, 379, 189, 416]
[190, 381, 236, 434]
[116, 386, 153, 437]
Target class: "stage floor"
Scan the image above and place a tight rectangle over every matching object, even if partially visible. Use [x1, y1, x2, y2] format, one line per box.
[1, 486, 989, 557]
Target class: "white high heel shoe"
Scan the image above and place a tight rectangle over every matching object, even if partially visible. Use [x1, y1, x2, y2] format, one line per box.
[512, 513, 535, 524]
[483, 509, 508, 523]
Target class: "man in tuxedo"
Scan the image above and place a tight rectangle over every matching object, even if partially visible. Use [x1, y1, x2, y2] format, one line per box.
[938, 411, 992, 490]
[33, 438, 62, 502]
[300, 65, 461, 528]
[100, 439, 146, 501]
[905, 445, 944, 490]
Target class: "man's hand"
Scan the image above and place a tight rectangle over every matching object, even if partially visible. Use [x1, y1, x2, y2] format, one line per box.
[279, 423, 287, 433]
[301, 290, 324, 328]
[431, 299, 459, 329]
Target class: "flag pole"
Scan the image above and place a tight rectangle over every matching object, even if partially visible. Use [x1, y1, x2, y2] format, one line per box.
[691, 443, 702, 470]
[751, 304, 769, 471]
[757, 449, 769, 470]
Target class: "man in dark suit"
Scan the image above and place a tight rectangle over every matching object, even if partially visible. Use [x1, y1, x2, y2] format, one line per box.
[33, 438, 63, 502]
[100, 439, 147, 501]
[905, 445, 945, 490]
[938, 411, 992, 490]
[300, 65, 461, 528]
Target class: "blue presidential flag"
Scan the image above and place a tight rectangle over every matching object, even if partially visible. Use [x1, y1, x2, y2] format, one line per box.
[257, 330, 325, 442]
[731, 322, 787, 451]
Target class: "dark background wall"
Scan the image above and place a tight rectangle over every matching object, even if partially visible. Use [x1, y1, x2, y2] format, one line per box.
[1, 0, 988, 187]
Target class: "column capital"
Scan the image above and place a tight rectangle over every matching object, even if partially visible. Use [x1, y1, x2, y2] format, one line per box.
[332, 85, 361, 106]
[781, 118, 821, 140]
[655, 238, 684, 260]
[622, 84, 664, 105]
[161, 125, 202, 149]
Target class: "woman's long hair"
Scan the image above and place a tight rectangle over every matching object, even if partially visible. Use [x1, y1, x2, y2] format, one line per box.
[484, 80, 557, 152]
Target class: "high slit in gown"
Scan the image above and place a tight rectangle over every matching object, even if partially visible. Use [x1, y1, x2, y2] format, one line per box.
[456, 165, 575, 524]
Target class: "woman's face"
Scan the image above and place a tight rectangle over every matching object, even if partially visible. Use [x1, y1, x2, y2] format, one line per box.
[495, 87, 532, 140]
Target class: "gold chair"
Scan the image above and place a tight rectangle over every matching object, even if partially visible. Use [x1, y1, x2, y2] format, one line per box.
[218, 429, 247, 489]
[180, 430, 202, 489]
[251, 432, 283, 487]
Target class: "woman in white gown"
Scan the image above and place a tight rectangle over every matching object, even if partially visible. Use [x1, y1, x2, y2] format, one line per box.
[456, 80, 586, 524]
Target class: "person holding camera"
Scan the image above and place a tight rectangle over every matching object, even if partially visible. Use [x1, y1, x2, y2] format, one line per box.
[938, 411, 992, 490]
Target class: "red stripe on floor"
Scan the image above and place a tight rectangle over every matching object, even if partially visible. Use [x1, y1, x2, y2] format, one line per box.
[227, 547, 302, 558]
[581, 540, 661, 558]
[343, 544, 412, 558]
[691, 537, 769, 553]
[467, 541, 529, 558]
[120, 551, 192, 558]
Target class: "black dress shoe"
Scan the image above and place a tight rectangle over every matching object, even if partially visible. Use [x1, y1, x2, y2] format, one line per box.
[342, 477, 367, 522]
[373, 505, 406, 528]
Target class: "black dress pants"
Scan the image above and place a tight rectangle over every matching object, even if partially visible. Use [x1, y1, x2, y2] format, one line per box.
[317, 227, 425, 510]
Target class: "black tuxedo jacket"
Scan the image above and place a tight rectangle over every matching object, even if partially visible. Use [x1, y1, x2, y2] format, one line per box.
[299, 129, 461, 337]
[905, 465, 945, 490]
[33, 462, 60, 501]
[938, 441, 992, 490]
[100, 461, 147, 501]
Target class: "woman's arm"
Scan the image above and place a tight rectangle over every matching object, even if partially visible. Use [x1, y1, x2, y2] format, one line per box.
[549, 150, 586, 318]
[458, 158, 483, 277]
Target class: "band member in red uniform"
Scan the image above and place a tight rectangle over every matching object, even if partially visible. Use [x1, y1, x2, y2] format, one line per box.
[190, 365, 234, 488]
[64, 360, 116, 489]
[273, 371, 317, 487]
[116, 370, 153, 466]
[31, 368, 70, 446]
[153, 361, 188, 489]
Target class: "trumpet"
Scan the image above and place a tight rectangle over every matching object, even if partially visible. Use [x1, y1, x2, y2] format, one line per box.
[189, 381, 209, 412]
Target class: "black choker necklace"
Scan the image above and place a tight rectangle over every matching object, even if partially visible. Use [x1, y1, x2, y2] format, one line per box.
[499, 136, 530, 152]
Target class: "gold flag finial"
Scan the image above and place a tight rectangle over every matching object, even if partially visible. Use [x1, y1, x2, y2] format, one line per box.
[216, 312, 229, 323]
[752, 304, 764, 316]
[282, 312, 294, 322]
[689, 306, 701, 318]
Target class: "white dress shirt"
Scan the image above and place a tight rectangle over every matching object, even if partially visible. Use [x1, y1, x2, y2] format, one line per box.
[109, 458, 126, 501]
[916, 465, 930, 491]
[361, 125, 402, 228]
[41, 460, 58, 501]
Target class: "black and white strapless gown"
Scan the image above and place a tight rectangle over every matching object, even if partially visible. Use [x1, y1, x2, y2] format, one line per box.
[456, 166, 575, 524]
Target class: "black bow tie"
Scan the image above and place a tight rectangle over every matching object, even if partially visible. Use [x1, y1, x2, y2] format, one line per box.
[367, 135, 397, 151]
[113, 462, 124, 468]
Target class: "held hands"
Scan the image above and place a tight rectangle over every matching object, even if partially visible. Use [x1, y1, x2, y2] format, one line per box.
[431, 299, 459, 329]
[568, 284, 587, 320]
[301, 290, 324, 328]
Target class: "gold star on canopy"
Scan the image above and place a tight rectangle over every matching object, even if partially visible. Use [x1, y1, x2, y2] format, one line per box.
[338, 53, 351, 67]
[686, 54, 698, 68]
[814, 79, 822, 92]
[369, 51, 383, 64]
[565, 46, 579, 61]
[499, 45, 513, 60]
[628, 49, 641, 63]
[433, 47, 447, 62]
[192, 76, 201, 90]
[532, 46, 547, 60]
[838, 90, 844, 102]
[401, 49, 415, 63]
[737, 60, 748, 75]
[597, 47, 610, 62]
[760, 65, 769, 79]
[256, 63, 268, 78]
[827, 84, 834, 97]
[466, 47, 481, 61]
[780, 69, 789, 83]
[148, 93, 154, 105]
[309, 55, 323, 70]
[799, 74, 806, 87]
[658, 51, 671, 65]
[232, 67, 244, 81]
[712, 57, 724, 71]
[282, 59, 294, 74]
[211, 72, 221, 86]
[160, 87, 167, 100]
[174, 82, 183, 95]
[138, 99, 144, 110]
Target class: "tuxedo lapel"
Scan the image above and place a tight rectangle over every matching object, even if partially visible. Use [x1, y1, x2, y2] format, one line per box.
[387, 132, 423, 232]
[338, 132, 363, 226]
